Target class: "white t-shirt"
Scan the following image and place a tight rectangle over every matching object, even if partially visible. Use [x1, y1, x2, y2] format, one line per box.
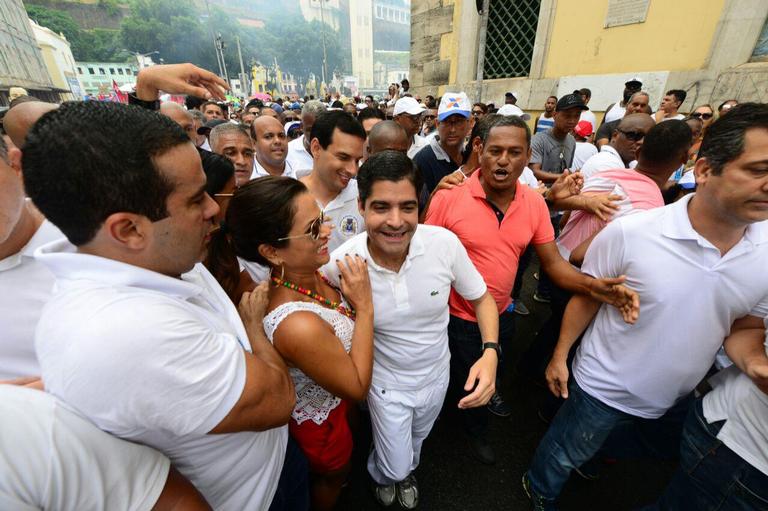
[239, 257, 270, 284]
[407, 134, 429, 159]
[34, 242, 288, 511]
[580, 144, 627, 180]
[251, 156, 296, 180]
[0, 386, 169, 511]
[574, 194, 768, 419]
[321, 225, 487, 390]
[658, 113, 685, 122]
[580, 109, 597, 135]
[704, 322, 768, 477]
[518, 166, 540, 188]
[603, 102, 626, 123]
[572, 141, 598, 171]
[286, 135, 314, 179]
[0, 220, 65, 380]
[319, 178, 365, 254]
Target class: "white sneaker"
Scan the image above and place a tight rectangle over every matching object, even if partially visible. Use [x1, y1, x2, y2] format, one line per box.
[373, 483, 397, 507]
[396, 473, 419, 509]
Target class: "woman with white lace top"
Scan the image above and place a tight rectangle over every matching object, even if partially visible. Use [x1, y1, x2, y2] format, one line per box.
[207, 175, 374, 511]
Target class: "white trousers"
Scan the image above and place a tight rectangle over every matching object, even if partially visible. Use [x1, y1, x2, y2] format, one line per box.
[366, 368, 449, 485]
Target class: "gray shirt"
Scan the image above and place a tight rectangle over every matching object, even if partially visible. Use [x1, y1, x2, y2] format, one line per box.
[530, 129, 575, 174]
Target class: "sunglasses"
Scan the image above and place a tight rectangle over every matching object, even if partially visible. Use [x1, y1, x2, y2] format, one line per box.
[277, 211, 325, 241]
[617, 129, 645, 142]
[424, 115, 436, 120]
[471, 110, 484, 116]
[691, 112, 713, 120]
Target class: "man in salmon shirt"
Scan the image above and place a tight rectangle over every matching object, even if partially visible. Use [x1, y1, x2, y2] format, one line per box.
[424, 115, 640, 464]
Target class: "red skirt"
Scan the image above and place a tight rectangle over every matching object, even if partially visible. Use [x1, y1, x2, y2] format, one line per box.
[289, 399, 353, 473]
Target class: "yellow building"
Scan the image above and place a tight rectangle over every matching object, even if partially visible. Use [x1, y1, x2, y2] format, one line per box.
[29, 19, 82, 100]
[410, 0, 768, 117]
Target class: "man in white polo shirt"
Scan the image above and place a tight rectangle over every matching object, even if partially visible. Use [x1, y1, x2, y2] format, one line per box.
[287, 100, 326, 179]
[250, 115, 296, 179]
[23, 95, 300, 511]
[579, 113, 654, 180]
[322, 151, 500, 509]
[301, 110, 367, 253]
[0, 106, 64, 381]
[524, 103, 768, 509]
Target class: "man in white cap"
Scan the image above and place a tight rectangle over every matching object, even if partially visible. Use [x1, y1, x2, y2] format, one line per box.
[393, 96, 428, 158]
[505, 91, 518, 105]
[412, 92, 472, 196]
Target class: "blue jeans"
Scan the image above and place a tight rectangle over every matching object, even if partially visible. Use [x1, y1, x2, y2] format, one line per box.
[649, 398, 768, 510]
[447, 311, 515, 437]
[527, 381, 691, 502]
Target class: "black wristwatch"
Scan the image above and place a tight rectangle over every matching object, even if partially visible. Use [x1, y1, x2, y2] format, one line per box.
[128, 92, 161, 111]
[482, 342, 501, 357]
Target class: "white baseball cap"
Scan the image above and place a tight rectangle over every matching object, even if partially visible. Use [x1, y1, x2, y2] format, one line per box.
[438, 92, 471, 121]
[393, 96, 426, 116]
[497, 104, 531, 121]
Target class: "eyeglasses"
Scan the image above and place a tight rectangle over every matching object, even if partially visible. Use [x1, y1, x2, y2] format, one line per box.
[277, 211, 325, 241]
[617, 129, 646, 142]
[691, 112, 713, 120]
[214, 193, 234, 198]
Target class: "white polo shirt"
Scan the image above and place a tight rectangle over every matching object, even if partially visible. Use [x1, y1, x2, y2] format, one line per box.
[0, 219, 65, 380]
[704, 322, 768, 477]
[0, 386, 169, 511]
[286, 135, 314, 179]
[574, 194, 768, 419]
[34, 241, 288, 511]
[580, 144, 627, 180]
[320, 178, 365, 254]
[321, 225, 487, 390]
[250, 156, 297, 180]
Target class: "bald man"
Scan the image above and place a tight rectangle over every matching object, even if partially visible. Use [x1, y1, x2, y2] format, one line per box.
[580, 113, 655, 180]
[3, 101, 58, 148]
[365, 120, 409, 161]
[159, 102, 197, 142]
[250, 116, 296, 179]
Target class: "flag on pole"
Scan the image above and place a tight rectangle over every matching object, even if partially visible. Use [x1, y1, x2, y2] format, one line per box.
[112, 80, 128, 103]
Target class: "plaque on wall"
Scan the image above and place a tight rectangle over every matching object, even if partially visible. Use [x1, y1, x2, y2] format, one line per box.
[605, 0, 651, 28]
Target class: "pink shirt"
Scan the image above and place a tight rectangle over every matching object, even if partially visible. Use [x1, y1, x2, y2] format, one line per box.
[425, 172, 554, 321]
[558, 169, 664, 259]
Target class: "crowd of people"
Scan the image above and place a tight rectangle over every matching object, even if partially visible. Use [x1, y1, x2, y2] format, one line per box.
[1, 62, 767, 511]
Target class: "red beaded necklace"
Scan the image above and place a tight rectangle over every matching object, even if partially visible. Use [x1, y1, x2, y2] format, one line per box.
[271, 271, 356, 320]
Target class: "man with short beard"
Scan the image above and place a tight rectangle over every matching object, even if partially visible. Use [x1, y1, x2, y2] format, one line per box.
[580, 113, 655, 180]
[250, 116, 295, 179]
[209, 123, 255, 186]
[201, 101, 225, 121]
[301, 110, 367, 253]
[595, 91, 651, 148]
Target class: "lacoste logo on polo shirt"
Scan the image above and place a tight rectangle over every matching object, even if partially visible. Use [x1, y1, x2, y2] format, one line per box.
[430, 290, 439, 296]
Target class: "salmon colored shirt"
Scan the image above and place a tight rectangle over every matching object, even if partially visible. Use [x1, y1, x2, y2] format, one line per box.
[425, 171, 554, 322]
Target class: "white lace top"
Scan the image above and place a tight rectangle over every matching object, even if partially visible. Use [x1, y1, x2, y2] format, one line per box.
[263, 301, 354, 425]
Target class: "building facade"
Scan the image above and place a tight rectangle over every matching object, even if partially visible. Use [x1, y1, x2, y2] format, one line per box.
[75, 61, 138, 96]
[0, 0, 60, 105]
[30, 19, 83, 100]
[410, 0, 768, 117]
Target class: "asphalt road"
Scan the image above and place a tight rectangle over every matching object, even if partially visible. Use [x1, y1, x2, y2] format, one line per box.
[335, 262, 675, 511]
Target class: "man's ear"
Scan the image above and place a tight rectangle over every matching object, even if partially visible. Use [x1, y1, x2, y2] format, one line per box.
[358, 197, 365, 216]
[694, 157, 714, 187]
[310, 137, 321, 159]
[102, 213, 150, 251]
[7, 147, 22, 178]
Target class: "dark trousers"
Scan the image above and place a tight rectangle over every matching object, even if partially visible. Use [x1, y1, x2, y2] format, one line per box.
[527, 380, 692, 502]
[519, 283, 572, 384]
[536, 214, 562, 299]
[649, 398, 768, 510]
[269, 437, 310, 511]
[513, 245, 534, 300]
[447, 311, 515, 438]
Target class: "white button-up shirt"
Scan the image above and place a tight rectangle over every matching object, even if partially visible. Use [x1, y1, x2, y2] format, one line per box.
[250, 157, 296, 180]
[34, 241, 288, 511]
[321, 225, 487, 390]
[0, 220, 64, 379]
[286, 135, 314, 179]
[575, 194, 768, 418]
[320, 179, 366, 254]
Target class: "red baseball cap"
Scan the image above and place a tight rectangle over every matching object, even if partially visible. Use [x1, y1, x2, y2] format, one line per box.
[574, 120, 593, 138]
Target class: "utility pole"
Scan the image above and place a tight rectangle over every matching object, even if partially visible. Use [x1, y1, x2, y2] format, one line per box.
[204, 0, 224, 78]
[319, 0, 328, 87]
[474, 0, 490, 103]
[216, 33, 230, 84]
[236, 36, 248, 97]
